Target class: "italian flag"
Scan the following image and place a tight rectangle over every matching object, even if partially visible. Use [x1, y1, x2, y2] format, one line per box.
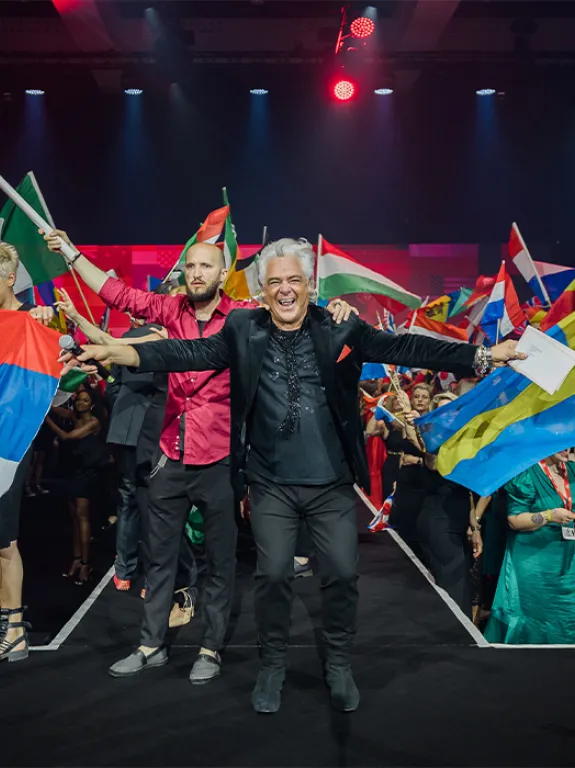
[403, 312, 469, 343]
[317, 237, 421, 312]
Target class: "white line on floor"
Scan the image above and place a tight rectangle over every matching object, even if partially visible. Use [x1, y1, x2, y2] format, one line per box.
[30, 565, 115, 651]
[354, 484, 490, 648]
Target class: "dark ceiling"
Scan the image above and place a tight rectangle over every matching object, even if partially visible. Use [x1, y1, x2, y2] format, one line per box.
[1, 1, 575, 94]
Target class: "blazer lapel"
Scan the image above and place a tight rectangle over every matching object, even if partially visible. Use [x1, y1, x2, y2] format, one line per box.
[308, 306, 339, 406]
[246, 311, 271, 410]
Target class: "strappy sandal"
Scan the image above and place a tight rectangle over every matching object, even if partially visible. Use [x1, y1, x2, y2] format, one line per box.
[0, 607, 31, 663]
[62, 556, 81, 579]
[75, 561, 92, 586]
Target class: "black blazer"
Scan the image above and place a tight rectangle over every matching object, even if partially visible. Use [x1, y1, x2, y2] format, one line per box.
[134, 305, 477, 498]
[105, 324, 161, 447]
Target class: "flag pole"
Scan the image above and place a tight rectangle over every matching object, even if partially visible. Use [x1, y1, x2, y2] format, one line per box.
[316, 233, 323, 300]
[408, 296, 428, 332]
[0, 173, 78, 262]
[512, 222, 552, 307]
[68, 264, 96, 324]
[262, 225, 268, 246]
[495, 318, 501, 344]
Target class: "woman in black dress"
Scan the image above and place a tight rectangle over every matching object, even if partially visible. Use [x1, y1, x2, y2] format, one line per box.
[46, 389, 107, 585]
[413, 393, 483, 617]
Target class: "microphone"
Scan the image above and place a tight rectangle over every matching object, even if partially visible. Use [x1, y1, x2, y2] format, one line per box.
[59, 335, 116, 384]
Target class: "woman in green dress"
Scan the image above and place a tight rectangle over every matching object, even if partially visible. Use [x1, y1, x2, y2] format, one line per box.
[484, 450, 575, 644]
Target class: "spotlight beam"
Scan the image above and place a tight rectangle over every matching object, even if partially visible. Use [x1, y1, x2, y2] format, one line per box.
[50, 0, 127, 94]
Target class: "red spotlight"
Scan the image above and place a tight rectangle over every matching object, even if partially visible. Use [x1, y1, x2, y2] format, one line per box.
[350, 16, 375, 39]
[333, 79, 355, 101]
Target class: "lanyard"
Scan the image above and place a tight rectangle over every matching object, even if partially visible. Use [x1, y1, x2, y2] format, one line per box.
[539, 461, 572, 512]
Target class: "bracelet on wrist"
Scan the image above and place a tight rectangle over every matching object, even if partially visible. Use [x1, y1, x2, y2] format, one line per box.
[473, 346, 492, 377]
[545, 510, 553, 522]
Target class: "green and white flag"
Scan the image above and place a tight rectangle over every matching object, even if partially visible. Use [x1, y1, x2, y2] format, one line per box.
[52, 368, 89, 408]
[0, 172, 68, 294]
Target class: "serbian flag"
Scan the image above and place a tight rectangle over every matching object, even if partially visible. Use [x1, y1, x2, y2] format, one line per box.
[0, 311, 61, 498]
[481, 262, 526, 344]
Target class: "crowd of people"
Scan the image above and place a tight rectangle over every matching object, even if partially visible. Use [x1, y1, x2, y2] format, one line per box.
[0, 229, 573, 714]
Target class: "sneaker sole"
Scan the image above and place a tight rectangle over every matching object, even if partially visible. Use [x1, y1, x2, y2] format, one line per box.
[109, 657, 168, 678]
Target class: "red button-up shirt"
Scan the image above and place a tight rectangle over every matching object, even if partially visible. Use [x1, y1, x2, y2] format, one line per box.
[99, 277, 254, 465]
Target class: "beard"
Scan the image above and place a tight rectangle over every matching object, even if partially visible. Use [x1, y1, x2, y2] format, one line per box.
[185, 280, 220, 304]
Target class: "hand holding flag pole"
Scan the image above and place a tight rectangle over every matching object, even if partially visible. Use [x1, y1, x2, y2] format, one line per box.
[0, 174, 77, 262]
[0, 173, 96, 324]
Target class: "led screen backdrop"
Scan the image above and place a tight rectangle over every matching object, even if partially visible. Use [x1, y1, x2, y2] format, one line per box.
[52, 243, 480, 336]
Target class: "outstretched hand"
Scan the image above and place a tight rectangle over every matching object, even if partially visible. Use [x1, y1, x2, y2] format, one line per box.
[490, 339, 527, 366]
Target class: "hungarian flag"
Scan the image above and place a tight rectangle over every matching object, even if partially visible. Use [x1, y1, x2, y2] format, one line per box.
[404, 312, 469, 343]
[317, 237, 421, 313]
[0, 172, 69, 294]
[540, 279, 575, 331]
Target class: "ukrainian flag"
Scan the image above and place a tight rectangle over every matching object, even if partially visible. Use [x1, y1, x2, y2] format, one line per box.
[416, 312, 575, 496]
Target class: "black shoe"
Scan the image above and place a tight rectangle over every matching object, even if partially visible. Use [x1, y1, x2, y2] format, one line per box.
[325, 664, 360, 712]
[251, 665, 286, 714]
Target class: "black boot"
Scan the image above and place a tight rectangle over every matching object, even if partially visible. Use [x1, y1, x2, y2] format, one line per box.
[324, 664, 360, 712]
[251, 664, 286, 714]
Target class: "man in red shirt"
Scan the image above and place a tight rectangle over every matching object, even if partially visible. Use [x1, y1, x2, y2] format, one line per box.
[44, 229, 351, 684]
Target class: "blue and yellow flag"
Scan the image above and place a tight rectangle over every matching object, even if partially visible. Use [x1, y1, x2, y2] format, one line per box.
[416, 312, 575, 496]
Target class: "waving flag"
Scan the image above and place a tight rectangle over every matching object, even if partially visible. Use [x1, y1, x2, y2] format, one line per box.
[481, 262, 526, 343]
[403, 312, 469, 343]
[165, 203, 230, 283]
[416, 313, 575, 497]
[0, 172, 69, 294]
[540, 279, 575, 332]
[317, 237, 421, 313]
[0, 311, 61, 498]
[509, 223, 574, 304]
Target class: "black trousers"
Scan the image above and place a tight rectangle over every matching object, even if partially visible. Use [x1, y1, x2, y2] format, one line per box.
[140, 455, 237, 650]
[249, 477, 358, 666]
[417, 490, 473, 618]
[114, 446, 139, 580]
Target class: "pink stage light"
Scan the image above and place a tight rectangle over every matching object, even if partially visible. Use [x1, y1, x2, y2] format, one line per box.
[333, 79, 355, 102]
[350, 16, 375, 39]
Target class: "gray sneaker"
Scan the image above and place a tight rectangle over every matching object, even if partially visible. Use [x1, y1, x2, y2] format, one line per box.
[109, 647, 168, 678]
[189, 651, 221, 685]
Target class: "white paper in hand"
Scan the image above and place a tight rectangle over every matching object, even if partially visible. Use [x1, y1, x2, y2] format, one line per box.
[509, 325, 575, 395]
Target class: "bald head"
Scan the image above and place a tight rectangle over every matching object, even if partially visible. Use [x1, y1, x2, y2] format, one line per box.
[183, 241, 228, 303]
[186, 241, 226, 269]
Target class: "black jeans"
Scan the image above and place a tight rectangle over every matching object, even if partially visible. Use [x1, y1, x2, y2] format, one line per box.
[249, 477, 358, 667]
[140, 454, 237, 650]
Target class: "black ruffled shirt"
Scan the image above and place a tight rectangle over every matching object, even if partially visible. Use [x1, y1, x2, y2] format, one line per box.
[246, 320, 350, 485]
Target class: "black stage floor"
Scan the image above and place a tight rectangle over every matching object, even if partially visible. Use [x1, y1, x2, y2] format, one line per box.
[4, 498, 575, 767]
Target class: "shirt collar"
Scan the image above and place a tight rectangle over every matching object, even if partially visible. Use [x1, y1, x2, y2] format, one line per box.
[185, 290, 238, 319]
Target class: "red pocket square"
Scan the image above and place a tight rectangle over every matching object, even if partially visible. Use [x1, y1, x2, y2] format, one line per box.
[337, 345, 352, 363]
